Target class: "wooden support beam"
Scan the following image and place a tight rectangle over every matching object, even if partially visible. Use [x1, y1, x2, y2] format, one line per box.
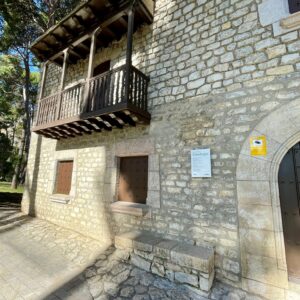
[83, 119, 102, 132]
[61, 124, 82, 136]
[55, 49, 69, 120]
[56, 126, 75, 137]
[41, 40, 52, 49]
[47, 8, 127, 62]
[61, 24, 76, 37]
[50, 33, 64, 44]
[95, 116, 113, 130]
[82, 27, 102, 112]
[35, 62, 48, 126]
[78, 120, 101, 132]
[118, 16, 128, 28]
[69, 47, 82, 60]
[74, 121, 92, 133]
[101, 114, 123, 129]
[77, 42, 90, 53]
[72, 15, 88, 29]
[40, 129, 58, 139]
[47, 127, 68, 139]
[115, 111, 136, 126]
[125, 5, 135, 103]
[124, 109, 139, 122]
[110, 113, 125, 126]
[69, 123, 92, 135]
[103, 27, 116, 39]
[89, 118, 112, 131]
[85, 5, 96, 16]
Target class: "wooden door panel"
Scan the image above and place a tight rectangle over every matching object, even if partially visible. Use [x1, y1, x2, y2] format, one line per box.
[278, 143, 300, 279]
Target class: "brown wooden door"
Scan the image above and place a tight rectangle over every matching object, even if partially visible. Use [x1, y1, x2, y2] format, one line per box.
[55, 160, 73, 195]
[118, 156, 148, 204]
[278, 143, 300, 279]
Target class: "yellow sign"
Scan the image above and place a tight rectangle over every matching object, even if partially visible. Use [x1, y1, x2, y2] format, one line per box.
[250, 136, 267, 156]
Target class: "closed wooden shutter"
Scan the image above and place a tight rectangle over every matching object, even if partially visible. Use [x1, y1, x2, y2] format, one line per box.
[118, 156, 148, 204]
[288, 0, 300, 13]
[55, 160, 73, 195]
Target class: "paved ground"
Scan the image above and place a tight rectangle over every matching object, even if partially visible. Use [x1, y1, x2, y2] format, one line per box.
[0, 201, 262, 300]
[0, 201, 211, 300]
[0, 201, 102, 300]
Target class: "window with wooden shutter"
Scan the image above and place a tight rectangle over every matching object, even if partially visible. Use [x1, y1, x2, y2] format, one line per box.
[288, 0, 300, 13]
[118, 156, 148, 204]
[55, 160, 73, 195]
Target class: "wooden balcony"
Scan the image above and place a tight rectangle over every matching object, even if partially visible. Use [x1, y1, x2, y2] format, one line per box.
[32, 65, 150, 139]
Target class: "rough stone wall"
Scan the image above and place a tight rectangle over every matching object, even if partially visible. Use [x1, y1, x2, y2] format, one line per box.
[43, 0, 300, 103]
[24, 0, 300, 294]
[24, 72, 300, 286]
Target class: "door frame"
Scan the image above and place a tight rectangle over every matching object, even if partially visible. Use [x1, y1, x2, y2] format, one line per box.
[237, 99, 300, 291]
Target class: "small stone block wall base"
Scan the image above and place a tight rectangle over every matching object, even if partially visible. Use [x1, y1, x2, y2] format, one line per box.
[114, 231, 215, 296]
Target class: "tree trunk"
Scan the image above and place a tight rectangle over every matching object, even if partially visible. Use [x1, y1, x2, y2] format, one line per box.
[11, 55, 31, 189]
[11, 129, 25, 189]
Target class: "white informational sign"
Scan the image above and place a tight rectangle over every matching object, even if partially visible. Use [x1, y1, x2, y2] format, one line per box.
[191, 149, 212, 178]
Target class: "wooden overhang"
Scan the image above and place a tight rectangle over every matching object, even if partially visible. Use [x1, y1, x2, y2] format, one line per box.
[32, 64, 151, 140]
[31, 0, 154, 65]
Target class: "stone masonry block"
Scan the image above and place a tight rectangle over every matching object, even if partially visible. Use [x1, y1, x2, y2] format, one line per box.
[170, 243, 214, 274]
[154, 239, 178, 259]
[114, 231, 142, 250]
[131, 254, 151, 272]
[175, 271, 198, 287]
[132, 234, 161, 252]
[199, 270, 215, 292]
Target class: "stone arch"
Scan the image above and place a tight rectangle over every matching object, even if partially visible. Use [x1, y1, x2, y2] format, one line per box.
[236, 99, 300, 293]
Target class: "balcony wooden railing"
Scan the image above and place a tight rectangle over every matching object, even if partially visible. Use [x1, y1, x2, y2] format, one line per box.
[33, 65, 150, 139]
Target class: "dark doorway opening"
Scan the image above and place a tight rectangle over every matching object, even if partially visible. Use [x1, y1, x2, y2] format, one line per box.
[278, 142, 300, 280]
[118, 156, 148, 204]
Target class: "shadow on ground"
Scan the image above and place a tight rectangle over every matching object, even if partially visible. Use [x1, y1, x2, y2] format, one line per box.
[0, 192, 22, 204]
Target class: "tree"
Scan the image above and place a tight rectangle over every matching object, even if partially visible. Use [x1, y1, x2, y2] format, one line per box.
[0, 0, 81, 188]
[0, 133, 13, 180]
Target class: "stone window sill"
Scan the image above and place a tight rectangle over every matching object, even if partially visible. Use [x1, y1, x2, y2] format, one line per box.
[49, 194, 72, 204]
[280, 11, 300, 29]
[111, 201, 151, 217]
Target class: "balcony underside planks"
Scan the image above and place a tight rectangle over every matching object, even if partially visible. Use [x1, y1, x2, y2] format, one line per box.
[31, 0, 154, 65]
[34, 108, 150, 140]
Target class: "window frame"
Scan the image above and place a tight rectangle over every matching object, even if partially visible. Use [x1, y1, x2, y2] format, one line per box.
[110, 139, 161, 216]
[117, 155, 149, 205]
[47, 149, 77, 204]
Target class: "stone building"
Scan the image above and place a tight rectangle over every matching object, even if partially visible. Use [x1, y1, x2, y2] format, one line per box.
[23, 0, 300, 298]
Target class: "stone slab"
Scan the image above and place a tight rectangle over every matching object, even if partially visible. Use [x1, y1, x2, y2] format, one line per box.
[133, 234, 162, 252]
[170, 243, 214, 273]
[114, 231, 142, 250]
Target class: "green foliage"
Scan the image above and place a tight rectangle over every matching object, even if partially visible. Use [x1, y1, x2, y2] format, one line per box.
[0, 55, 23, 130]
[0, 133, 13, 180]
[0, 0, 82, 185]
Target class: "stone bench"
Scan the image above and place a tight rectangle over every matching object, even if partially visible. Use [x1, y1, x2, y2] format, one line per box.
[114, 231, 215, 296]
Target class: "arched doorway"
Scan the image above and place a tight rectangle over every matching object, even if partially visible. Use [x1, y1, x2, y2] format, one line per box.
[236, 99, 300, 292]
[278, 142, 300, 280]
